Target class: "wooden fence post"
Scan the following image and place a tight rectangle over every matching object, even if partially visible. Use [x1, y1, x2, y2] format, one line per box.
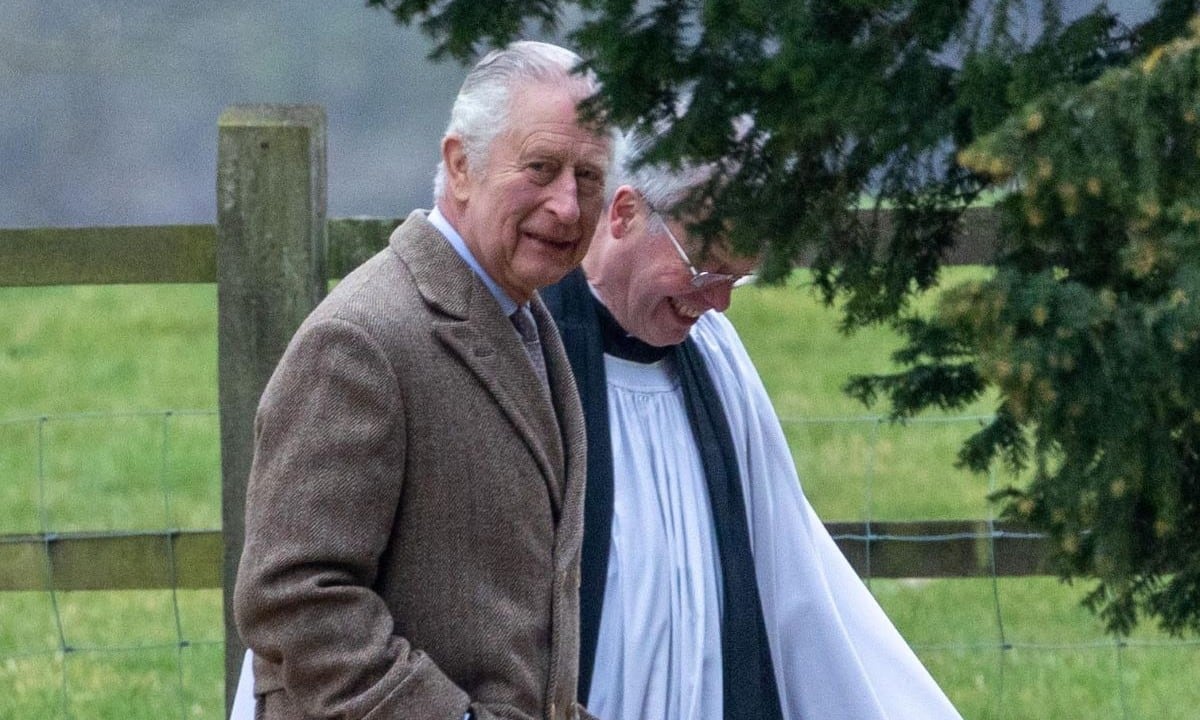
[217, 104, 327, 713]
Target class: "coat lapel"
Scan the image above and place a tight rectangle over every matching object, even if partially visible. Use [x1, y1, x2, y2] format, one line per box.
[390, 211, 566, 515]
[532, 294, 584, 518]
[540, 268, 614, 702]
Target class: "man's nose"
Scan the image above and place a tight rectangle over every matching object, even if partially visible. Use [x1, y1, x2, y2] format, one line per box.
[543, 170, 581, 225]
[700, 281, 734, 312]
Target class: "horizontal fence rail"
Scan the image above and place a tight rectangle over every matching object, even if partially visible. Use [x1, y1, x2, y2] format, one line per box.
[0, 224, 218, 286]
[0, 520, 1049, 592]
[828, 520, 1051, 578]
[0, 530, 222, 591]
[0, 218, 402, 286]
[0, 209, 1000, 288]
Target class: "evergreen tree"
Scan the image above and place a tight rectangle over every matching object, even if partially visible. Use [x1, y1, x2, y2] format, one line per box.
[367, 0, 1200, 635]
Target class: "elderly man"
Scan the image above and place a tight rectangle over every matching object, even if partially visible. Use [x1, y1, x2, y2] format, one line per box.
[232, 40, 613, 720]
[540, 142, 965, 720]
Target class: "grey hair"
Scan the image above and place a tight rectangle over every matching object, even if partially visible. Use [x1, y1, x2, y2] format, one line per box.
[610, 130, 715, 214]
[433, 41, 605, 202]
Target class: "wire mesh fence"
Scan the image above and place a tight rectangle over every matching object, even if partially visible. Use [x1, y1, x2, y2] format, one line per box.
[779, 413, 1200, 719]
[1, 410, 223, 719]
[1, 409, 1198, 718]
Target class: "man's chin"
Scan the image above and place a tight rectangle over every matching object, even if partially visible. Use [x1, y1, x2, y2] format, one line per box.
[643, 325, 691, 348]
[521, 258, 582, 292]
[529, 268, 573, 293]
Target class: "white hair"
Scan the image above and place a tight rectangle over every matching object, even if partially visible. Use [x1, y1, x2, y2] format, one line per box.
[610, 130, 715, 214]
[433, 41, 606, 202]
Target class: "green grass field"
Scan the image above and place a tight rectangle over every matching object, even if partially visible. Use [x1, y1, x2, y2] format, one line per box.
[2, 275, 1198, 718]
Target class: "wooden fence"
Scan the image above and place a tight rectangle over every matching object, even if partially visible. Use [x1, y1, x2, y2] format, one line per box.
[0, 104, 1038, 712]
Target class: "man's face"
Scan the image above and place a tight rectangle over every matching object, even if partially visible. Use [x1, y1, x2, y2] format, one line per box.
[450, 81, 612, 303]
[607, 208, 759, 347]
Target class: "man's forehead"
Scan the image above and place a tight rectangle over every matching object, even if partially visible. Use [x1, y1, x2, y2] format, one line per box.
[697, 240, 760, 271]
[518, 127, 610, 158]
[509, 83, 610, 133]
[667, 215, 758, 266]
[508, 109, 601, 145]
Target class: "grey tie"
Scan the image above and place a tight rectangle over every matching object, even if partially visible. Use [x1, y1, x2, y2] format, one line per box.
[511, 305, 550, 390]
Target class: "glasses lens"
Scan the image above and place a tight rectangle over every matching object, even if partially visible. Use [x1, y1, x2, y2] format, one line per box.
[652, 208, 756, 289]
[691, 272, 756, 289]
[691, 272, 734, 288]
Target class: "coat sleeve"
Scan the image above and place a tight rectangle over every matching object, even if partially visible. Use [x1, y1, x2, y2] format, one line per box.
[233, 317, 471, 719]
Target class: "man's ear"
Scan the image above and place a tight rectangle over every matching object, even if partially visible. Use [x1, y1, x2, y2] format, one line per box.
[442, 135, 472, 202]
[608, 185, 640, 239]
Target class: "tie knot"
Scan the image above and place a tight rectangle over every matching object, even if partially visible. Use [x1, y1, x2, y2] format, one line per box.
[510, 305, 549, 391]
[511, 306, 539, 343]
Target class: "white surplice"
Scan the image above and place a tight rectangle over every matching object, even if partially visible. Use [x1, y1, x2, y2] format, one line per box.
[675, 311, 963, 720]
[587, 354, 726, 720]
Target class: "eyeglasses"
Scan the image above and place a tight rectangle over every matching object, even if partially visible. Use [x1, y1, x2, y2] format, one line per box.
[647, 205, 755, 289]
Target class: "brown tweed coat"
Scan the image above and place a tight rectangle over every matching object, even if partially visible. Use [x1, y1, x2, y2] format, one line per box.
[234, 210, 590, 720]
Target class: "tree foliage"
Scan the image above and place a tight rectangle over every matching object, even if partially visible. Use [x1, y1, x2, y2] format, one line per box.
[949, 24, 1200, 635]
[368, 0, 1200, 635]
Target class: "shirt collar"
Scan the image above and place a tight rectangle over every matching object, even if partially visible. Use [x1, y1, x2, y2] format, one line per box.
[587, 282, 674, 363]
[429, 206, 519, 317]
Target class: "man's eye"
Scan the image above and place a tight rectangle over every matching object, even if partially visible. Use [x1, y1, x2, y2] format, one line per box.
[527, 162, 557, 182]
[576, 168, 604, 192]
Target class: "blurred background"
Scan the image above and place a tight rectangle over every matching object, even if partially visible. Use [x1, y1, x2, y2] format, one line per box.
[2, 0, 466, 228]
[1, 0, 1153, 229]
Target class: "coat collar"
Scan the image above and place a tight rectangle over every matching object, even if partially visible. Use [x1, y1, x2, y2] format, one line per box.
[389, 211, 576, 515]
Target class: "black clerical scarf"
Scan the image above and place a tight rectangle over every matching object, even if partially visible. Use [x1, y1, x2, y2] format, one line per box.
[541, 269, 783, 720]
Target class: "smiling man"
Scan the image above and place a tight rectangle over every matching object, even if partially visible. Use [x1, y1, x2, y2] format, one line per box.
[541, 138, 965, 720]
[233, 41, 614, 720]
